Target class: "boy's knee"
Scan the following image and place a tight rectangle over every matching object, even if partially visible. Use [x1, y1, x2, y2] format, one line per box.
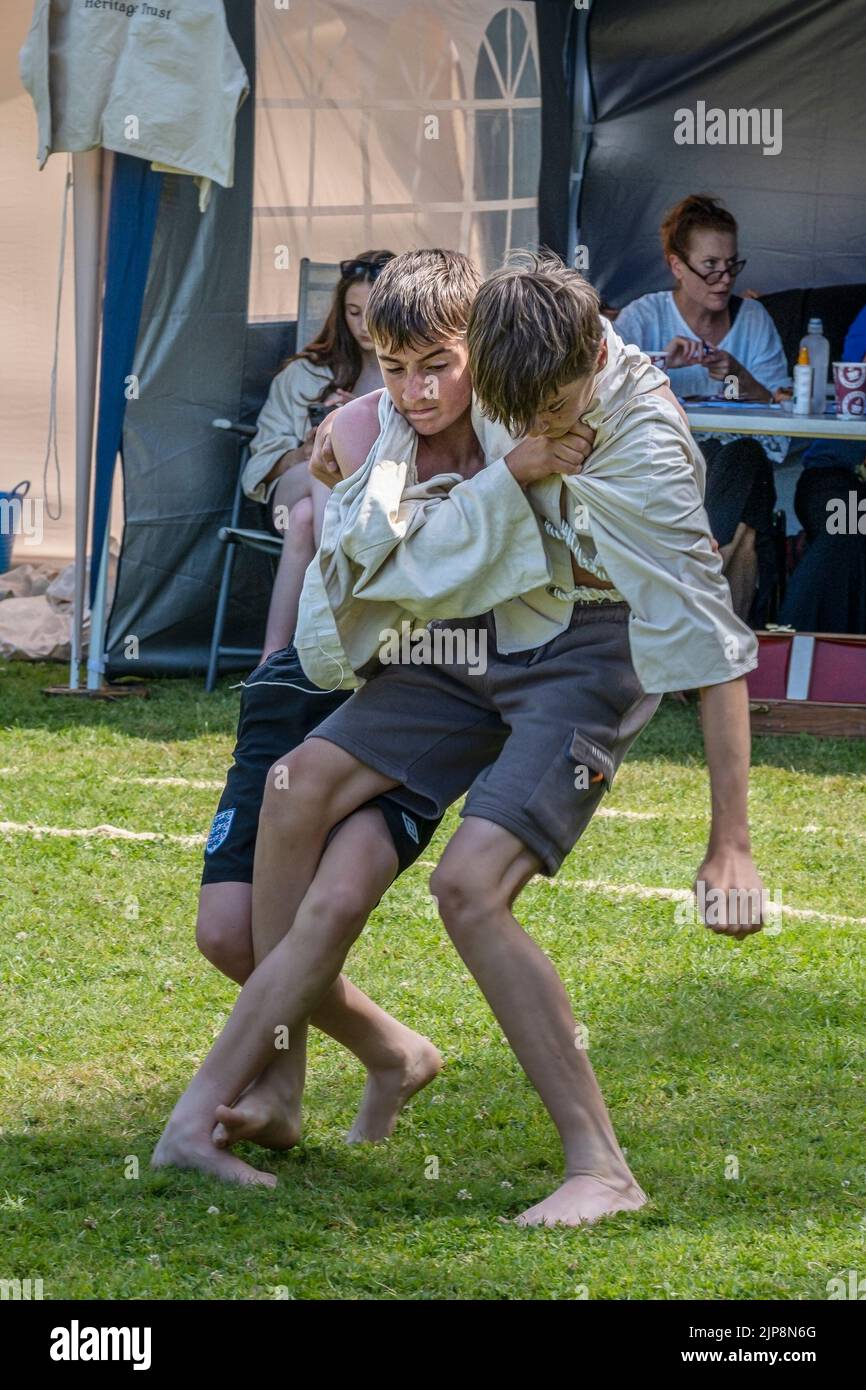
[429, 861, 500, 934]
[195, 906, 252, 981]
[288, 495, 314, 539]
[261, 743, 321, 825]
[721, 522, 756, 565]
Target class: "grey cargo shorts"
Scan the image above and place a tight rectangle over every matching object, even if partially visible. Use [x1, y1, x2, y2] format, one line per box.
[307, 603, 661, 875]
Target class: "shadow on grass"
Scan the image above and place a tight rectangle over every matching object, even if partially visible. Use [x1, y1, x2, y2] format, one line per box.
[2, 972, 861, 1238]
[1, 663, 241, 745]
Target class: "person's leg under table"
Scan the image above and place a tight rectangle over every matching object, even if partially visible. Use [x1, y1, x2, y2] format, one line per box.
[703, 437, 775, 623]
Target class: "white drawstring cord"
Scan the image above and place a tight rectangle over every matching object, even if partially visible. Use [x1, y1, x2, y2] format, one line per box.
[228, 645, 348, 696]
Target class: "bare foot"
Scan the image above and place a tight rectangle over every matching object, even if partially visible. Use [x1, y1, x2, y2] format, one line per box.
[346, 1037, 443, 1143]
[151, 1120, 277, 1188]
[211, 1083, 301, 1152]
[514, 1173, 647, 1228]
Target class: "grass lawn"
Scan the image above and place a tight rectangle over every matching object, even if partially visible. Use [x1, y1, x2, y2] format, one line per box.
[1, 660, 864, 1300]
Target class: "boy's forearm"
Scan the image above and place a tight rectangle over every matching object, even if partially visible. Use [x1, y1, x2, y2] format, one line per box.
[699, 677, 752, 852]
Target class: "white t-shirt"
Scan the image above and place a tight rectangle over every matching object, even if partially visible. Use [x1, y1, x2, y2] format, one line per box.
[614, 290, 791, 464]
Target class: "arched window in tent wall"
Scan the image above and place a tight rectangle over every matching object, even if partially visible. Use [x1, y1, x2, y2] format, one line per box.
[470, 6, 541, 270]
[249, 0, 541, 324]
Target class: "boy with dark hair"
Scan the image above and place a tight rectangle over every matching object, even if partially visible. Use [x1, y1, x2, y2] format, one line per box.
[196, 617, 444, 1164]
[154, 250, 596, 1187]
[156, 252, 763, 1226]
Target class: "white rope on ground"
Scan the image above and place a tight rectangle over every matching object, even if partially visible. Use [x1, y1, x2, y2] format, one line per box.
[1, 825, 861, 925]
[0, 820, 204, 848]
[554, 878, 866, 927]
[418, 861, 865, 927]
[108, 776, 225, 790]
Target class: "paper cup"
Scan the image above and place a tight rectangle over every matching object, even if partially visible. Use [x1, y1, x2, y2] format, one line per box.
[833, 362, 866, 417]
[647, 351, 667, 369]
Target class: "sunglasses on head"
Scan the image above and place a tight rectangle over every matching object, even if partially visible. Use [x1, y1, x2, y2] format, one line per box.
[340, 254, 393, 282]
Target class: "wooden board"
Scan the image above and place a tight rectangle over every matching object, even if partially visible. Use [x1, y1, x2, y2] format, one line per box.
[747, 698, 866, 737]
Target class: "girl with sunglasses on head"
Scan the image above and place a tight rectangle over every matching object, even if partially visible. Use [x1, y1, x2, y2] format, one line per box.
[615, 196, 789, 625]
[243, 250, 394, 659]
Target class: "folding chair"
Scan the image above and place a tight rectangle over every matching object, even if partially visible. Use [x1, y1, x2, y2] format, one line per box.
[295, 257, 343, 349]
[204, 421, 281, 692]
[204, 259, 342, 691]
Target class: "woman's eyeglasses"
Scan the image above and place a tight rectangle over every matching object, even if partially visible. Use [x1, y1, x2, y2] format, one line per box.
[681, 256, 747, 286]
[340, 254, 393, 282]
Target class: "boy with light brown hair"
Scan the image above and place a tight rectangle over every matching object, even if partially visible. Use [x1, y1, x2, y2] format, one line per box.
[155, 251, 764, 1227]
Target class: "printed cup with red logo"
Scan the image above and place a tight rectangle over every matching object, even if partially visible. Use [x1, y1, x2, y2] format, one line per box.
[647, 351, 667, 369]
[833, 362, 866, 417]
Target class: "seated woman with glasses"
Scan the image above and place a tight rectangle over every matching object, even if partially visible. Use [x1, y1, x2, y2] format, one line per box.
[242, 250, 394, 659]
[614, 194, 789, 625]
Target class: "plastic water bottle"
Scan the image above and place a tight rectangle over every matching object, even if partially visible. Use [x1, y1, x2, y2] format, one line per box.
[799, 317, 830, 414]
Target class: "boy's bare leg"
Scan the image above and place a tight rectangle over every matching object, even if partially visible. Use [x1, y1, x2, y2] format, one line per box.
[197, 882, 441, 1143]
[430, 816, 646, 1228]
[252, 738, 397, 963]
[210, 740, 402, 1142]
[153, 803, 439, 1184]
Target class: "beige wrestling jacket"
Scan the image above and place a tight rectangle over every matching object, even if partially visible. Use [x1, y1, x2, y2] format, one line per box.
[294, 321, 758, 696]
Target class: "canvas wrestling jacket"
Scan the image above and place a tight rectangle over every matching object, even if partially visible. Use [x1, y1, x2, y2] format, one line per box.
[294, 321, 758, 696]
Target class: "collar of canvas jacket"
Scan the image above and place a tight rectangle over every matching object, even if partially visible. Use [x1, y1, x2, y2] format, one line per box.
[514, 321, 670, 525]
[583, 319, 668, 436]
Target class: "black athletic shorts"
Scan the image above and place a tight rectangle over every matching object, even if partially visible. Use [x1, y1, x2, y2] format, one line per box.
[201, 644, 442, 886]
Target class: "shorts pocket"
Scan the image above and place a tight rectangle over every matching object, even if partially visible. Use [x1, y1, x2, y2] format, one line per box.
[569, 730, 616, 789]
[521, 729, 612, 854]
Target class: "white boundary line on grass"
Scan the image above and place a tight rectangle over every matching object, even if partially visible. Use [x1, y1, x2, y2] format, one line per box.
[416, 861, 865, 927]
[5, 771, 861, 840]
[108, 776, 225, 790]
[556, 878, 866, 926]
[2, 822, 862, 926]
[0, 820, 205, 848]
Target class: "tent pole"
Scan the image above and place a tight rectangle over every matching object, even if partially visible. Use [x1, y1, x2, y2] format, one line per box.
[567, 6, 593, 267]
[86, 481, 112, 689]
[69, 150, 104, 689]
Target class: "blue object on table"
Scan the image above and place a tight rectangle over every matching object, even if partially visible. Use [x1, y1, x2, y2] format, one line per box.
[0, 480, 30, 575]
